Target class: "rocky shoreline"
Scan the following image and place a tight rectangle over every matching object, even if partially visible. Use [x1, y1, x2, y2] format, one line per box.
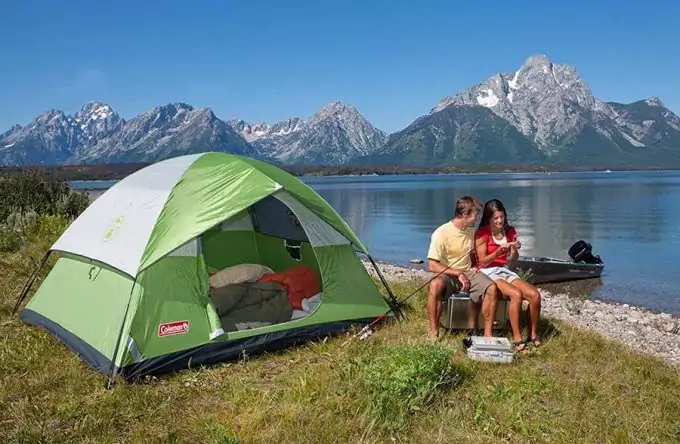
[362, 261, 680, 366]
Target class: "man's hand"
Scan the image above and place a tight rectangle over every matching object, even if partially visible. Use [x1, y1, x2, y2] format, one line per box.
[458, 272, 470, 291]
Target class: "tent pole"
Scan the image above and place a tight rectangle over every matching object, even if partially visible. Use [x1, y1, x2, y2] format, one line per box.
[365, 253, 403, 320]
[106, 278, 138, 389]
[12, 250, 51, 316]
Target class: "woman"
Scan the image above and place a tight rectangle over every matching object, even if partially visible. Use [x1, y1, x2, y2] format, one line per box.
[474, 199, 542, 352]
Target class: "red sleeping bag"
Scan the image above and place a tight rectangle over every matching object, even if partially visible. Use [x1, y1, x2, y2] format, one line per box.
[257, 265, 321, 310]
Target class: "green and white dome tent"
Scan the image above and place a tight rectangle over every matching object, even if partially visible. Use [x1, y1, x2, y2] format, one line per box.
[15, 152, 399, 385]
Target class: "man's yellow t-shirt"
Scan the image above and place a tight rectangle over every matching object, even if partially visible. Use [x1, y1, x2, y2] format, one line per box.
[427, 221, 474, 270]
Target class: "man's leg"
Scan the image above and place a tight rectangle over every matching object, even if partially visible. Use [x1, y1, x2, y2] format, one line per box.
[427, 276, 448, 340]
[468, 299, 480, 330]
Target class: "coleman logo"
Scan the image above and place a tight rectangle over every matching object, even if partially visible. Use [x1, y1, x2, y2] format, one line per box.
[103, 215, 124, 242]
[158, 320, 190, 337]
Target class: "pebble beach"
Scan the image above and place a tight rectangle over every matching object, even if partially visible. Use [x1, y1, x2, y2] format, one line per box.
[363, 261, 680, 366]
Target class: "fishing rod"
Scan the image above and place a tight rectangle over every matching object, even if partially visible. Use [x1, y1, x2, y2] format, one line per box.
[343, 258, 470, 345]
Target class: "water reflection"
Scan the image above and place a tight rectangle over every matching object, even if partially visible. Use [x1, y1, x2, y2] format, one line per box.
[317, 175, 604, 260]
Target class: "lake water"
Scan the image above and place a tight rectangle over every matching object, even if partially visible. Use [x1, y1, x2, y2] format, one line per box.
[72, 170, 680, 315]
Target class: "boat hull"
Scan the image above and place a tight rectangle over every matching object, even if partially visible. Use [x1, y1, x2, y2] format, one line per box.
[511, 256, 604, 284]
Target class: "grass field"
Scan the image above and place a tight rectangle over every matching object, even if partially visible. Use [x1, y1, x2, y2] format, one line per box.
[2, 229, 680, 443]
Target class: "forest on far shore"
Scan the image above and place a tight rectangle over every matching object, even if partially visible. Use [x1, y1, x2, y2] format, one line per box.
[0, 161, 671, 182]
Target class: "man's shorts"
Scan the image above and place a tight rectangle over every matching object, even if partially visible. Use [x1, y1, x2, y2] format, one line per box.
[439, 270, 495, 304]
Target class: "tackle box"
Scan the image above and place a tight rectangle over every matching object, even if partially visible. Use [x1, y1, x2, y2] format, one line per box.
[439, 292, 509, 331]
[466, 336, 514, 364]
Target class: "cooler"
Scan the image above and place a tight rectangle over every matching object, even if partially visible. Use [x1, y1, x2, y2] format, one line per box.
[439, 292, 508, 330]
[466, 336, 514, 363]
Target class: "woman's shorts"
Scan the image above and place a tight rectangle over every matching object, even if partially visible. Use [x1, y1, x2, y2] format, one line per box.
[480, 266, 521, 283]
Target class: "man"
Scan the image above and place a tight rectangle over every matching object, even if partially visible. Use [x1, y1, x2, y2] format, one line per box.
[426, 196, 499, 340]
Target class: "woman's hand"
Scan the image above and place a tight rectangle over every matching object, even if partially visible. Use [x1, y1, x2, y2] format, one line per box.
[496, 244, 510, 256]
[506, 240, 520, 262]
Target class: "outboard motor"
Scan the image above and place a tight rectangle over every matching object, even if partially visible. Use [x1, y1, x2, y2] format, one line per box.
[568, 240, 603, 264]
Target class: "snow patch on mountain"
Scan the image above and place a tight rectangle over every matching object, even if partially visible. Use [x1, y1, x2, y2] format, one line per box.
[477, 89, 499, 107]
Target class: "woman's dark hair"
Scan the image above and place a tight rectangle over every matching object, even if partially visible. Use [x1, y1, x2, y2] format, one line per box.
[478, 199, 513, 231]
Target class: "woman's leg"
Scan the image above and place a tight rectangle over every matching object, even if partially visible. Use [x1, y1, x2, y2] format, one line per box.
[509, 278, 542, 345]
[494, 279, 524, 346]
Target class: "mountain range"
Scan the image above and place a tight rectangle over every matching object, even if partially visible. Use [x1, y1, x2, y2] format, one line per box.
[2, 54, 679, 168]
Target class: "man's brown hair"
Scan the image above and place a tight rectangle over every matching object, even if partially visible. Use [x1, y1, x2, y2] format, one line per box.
[454, 196, 483, 218]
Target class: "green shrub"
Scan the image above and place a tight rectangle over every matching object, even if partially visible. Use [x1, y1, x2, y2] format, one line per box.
[26, 215, 72, 244]
[0, 225, 23, 253]
[0, 168, 90, 221]
[4, 210, 39, 232]
[514, 266, 534, 284]
[361, 344, 462, 430]
[0, 169, 88, 256]
[54, 191, 91, 219]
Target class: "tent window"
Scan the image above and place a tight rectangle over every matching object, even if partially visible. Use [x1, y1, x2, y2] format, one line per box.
[250, 195, 309, 242]
[285, 239, 302, 261]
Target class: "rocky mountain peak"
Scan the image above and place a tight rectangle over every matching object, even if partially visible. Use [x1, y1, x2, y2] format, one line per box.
[73, 101, 124, 143]
[227, 101, 388, 165]
[73, 101, 255, 164]
[153, 102, 194, 115]
[227, 119, 247, 131]
[75, 102, 116, 121]
[504, 54, 594, 105]
[133, 103, 200, 130]
[227, 119, 274, 142]
[0, 108, 84, 165]
[645, 97, 665, 107]
[0, 124, 22, 140]
[522, 54, 553, 69]
[268, 117, 305, 137]
[34, 109, 70, 125]
[192, 106, 220, 121]
[431, 54, 604, 147]
[312, 101, 358, 121]
[322, 100, 348, 110]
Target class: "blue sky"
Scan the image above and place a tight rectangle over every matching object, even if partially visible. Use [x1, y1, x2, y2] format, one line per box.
[1, 0, 679, 133]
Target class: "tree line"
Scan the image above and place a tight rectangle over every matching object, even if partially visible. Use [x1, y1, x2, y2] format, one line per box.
[0, 161, 671, 182]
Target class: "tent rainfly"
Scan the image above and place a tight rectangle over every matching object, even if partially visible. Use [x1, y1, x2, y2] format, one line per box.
[14, 152, 398, 386]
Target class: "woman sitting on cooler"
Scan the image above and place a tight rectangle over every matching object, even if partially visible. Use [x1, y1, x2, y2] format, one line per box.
[474, 199, 542, 352]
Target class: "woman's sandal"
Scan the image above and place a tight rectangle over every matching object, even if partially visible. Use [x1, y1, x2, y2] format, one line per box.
[513, 340, 530, 353]
[528, 336, 542, 348]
